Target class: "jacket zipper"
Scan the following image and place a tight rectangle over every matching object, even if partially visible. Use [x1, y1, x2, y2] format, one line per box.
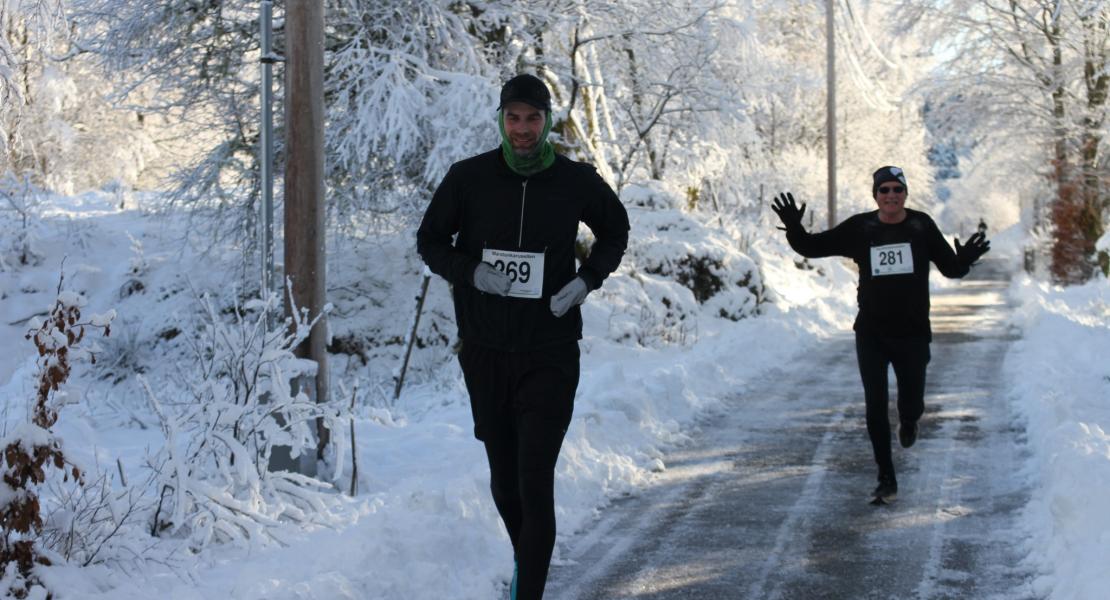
[503, 180, 528, 353]
[518, 180, 528, 248]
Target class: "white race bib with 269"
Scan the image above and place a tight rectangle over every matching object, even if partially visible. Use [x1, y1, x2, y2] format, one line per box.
[870, 243, 913, 276]
[482, 248, 545, 299]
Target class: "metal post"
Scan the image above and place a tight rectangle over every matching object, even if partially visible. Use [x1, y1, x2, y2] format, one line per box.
[826, 0, 837, 229]
[260, 1, 303, 475]
[259, 1, 277, 323]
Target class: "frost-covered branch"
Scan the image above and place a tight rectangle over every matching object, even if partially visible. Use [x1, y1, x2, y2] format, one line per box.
[140, 288, 350, 551]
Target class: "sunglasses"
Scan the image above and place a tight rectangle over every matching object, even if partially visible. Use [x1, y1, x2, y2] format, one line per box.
[878, 185, 905, 194]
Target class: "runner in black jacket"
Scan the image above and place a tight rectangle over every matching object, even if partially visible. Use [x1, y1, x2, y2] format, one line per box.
[417, 73, 629, 600]
[771, 166, 989, 503]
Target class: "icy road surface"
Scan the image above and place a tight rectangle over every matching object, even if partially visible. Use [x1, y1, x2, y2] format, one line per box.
[546, 259, 1038, 600]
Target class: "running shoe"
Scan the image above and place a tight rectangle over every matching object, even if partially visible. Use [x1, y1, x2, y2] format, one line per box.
[871, 473, 898, 504]
[898, 420, 919, 448]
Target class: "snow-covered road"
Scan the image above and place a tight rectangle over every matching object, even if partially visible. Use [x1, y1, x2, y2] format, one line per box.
[545, 259, 1039, 599]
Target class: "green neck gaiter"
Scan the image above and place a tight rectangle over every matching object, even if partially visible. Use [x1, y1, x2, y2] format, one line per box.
[499, 111, 555, 176]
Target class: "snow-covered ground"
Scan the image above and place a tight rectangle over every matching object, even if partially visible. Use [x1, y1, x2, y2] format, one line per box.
[0, 189, 1105, 599]
[1005, 274, 1110, 600]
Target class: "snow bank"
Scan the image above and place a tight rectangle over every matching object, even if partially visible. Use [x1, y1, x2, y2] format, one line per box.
[1004, 274, 1110, 600]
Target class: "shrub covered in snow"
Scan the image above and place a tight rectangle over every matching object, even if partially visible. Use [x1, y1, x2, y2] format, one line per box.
[141, 289, 350, 551]
[0, 175, 47, 272]
[1, 286, 113, 598]
[599, 183, 766, 347]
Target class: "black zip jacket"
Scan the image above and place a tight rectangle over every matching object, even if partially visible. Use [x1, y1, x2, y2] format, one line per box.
[417, 148, 630, 351]
[784, 208, 970, 340]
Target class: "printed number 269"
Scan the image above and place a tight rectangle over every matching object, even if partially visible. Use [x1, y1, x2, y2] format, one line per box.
[494, 260, 531, 283]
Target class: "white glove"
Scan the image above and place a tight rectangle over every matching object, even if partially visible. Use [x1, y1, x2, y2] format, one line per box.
[473, 263, 511, 296]
[550, 277, 589, 317]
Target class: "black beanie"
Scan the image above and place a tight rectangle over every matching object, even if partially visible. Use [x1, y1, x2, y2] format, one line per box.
[872, 166, 908, 197]
[498, 74, 552, 112]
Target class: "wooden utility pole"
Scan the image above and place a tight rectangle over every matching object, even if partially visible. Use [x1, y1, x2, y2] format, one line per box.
[826, 0, 837, 229]
[284, 0, 329, 458]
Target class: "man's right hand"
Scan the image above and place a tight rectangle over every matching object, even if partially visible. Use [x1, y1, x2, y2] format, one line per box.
[473, 262, 511, 296]
[771, 192, 806, 232]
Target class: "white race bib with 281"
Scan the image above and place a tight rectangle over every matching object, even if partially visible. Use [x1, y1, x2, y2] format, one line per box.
[870, 243, 913, 276]
[482, 248, 545, 299]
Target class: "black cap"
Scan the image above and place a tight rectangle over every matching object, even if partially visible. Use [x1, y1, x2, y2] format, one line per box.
[872, 165, 908, 196]
[498, 74, 551, 111]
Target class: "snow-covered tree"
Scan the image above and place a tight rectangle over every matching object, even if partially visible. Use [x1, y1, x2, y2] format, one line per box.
[897, 0, 1110, 282]
[69, 0, 263, 244]
[1, 0, 157, 195]
[325, 0, 507, 225]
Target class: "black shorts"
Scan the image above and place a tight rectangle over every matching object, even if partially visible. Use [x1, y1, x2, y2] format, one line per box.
[457, 341, 580, 441]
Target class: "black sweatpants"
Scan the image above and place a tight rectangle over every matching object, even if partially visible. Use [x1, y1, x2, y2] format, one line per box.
[854, 331, 930, 479]
[457, 341, 579, 600]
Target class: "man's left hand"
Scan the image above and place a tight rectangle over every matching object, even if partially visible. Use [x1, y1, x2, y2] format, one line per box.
[955, 231, 991, 265]
[550, 277, 589, 318]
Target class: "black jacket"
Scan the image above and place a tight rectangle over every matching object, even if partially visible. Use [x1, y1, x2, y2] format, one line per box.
[784, 208, 969, 340]
[417, 148, 630, 351]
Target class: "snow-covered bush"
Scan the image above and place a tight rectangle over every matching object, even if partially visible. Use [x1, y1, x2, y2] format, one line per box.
[0, 174, 46, 271]
[40, 470, 153, 568]
[142, 289, 347, 551]
[323, 235, 460, 402]
[1, 286, 113, 598]
[117, 233, 147, 300]
[628, 183, 765, 311]
[89, 317, 147, 384]
[597, 268, 700, 347]
[590, 183, 766, 348]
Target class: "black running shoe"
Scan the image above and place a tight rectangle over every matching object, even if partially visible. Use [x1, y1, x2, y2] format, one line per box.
[872, 474, 898, 502]
[898, 420, 918, 448]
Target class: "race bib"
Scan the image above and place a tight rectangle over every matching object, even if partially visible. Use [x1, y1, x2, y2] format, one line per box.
[482, 248, 545, 299]
[870, 243, 913, 276]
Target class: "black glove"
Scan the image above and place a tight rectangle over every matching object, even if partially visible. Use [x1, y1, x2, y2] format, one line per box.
[771, 192, 806, 232]
[955, 231, 990, 266]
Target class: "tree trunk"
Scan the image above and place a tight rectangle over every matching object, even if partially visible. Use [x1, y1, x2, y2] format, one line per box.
[1080, 10, 1109, 277]
[1045, 12, 1088, 283]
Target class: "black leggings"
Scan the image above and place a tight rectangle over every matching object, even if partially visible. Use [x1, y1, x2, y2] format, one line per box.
[458, 342, 579, 600]
[854, 331, 930, 479]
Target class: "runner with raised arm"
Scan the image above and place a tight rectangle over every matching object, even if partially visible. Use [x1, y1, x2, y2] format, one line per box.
[771, 166, 990, 504]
